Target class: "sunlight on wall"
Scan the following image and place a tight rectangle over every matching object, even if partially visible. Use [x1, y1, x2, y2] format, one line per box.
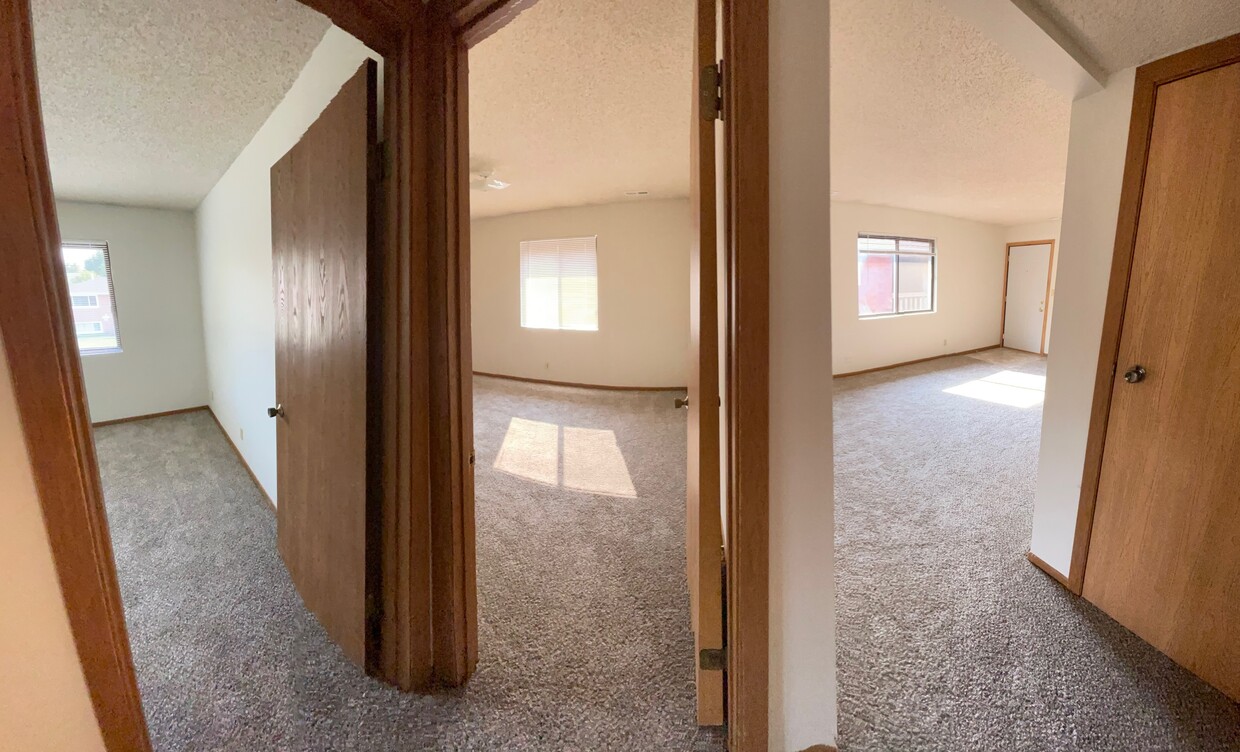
[944, 369, 1047, 408]
[494, 417, 637, 498]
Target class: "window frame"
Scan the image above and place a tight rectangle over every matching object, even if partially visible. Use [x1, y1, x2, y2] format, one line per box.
[62, 241, 123, 355]
[856, 233, 937, 319]
[518, 235, 600, 332]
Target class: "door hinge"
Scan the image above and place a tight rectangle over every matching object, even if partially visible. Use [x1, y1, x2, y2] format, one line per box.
[700, 647, 727, 671]
[700, 61, 723, 121]
[366, 592, 380, 620]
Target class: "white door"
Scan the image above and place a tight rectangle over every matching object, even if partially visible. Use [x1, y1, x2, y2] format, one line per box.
[1003, 242, 1052, 353]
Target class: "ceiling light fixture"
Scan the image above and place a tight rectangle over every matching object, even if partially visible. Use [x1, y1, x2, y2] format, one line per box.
[470, 171, 510, 191]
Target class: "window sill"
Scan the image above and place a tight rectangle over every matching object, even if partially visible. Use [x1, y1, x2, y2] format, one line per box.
[858, 310, 936, 321]
[80, 347, 123, 357]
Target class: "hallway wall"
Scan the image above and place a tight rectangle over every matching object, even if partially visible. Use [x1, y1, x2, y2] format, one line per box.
[0, 341, 106, 752]
[57, 201, 208, 423]
[196, 27, 380, 500]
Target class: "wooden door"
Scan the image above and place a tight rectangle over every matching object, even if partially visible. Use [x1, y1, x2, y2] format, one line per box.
[1082, 60, 1240, 701]
[686, 0, 725, 727]
[271, 61, 377, 669]
[1001, 242, 1053, 354]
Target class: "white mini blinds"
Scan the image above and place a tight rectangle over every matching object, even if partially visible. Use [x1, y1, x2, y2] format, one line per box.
[520, 236, 599, 331]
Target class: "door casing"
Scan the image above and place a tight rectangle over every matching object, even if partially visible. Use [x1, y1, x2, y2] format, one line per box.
[1070, 32, 1240, 597]
[0, 0, 772, 750]
[999, 239, 1056, 355]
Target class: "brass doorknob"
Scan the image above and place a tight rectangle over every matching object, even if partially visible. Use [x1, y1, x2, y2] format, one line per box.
[1123, 366, 1146, 384]
[675, 396, 689, 409]
[267, 404, 285, 418]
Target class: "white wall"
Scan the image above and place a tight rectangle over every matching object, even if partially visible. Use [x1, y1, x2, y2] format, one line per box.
[1029, 68, 1136, 576]
[0, 341, 106, 752]
[831, 201, 1008, 374]
[1005, 218, 1063, 350]
[57, 202, 208, 423]
[770, 0, 836, 747]
[196, 27, 380, 500]
[471, 199, 691, 388]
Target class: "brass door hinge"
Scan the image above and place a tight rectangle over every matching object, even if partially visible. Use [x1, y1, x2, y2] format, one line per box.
[700, 647, 727, 671]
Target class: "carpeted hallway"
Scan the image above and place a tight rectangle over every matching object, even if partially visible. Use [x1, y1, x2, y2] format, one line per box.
[834, 349, 1240, 751]
[95, 376, 714, 751]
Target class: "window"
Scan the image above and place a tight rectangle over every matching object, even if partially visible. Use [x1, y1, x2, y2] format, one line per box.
[520, 236, 599, 331]
[857, 234, 936, 317]
[61, 242, 122, 354]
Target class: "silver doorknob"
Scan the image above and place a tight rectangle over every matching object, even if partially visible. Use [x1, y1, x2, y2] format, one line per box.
[675, 396, 689, 409]
[1123, 366, 1146, 384]
[267, 404, 285, 418]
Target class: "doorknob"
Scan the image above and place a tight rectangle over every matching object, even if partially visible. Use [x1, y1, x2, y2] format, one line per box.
[675, 396, 689, 409]
[1123, 365, 1146, 384]
[267, 404, 285, 418]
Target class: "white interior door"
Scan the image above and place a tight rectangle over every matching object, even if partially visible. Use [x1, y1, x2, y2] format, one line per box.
[1003, 243, 1052, 354]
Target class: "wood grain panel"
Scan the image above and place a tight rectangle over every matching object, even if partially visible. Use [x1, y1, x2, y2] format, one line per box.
[687, 0, 725, 726]
[0, 1, 150, 747]
[725, 0, 770, 747]
[272, 61, 375, 669]
[1082, 60, 1240, 702]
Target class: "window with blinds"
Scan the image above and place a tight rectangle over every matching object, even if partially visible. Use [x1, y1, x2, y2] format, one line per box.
[857, 234, 936, 317]
[61, 241, 123, 354]
[520, 236, 599, 331]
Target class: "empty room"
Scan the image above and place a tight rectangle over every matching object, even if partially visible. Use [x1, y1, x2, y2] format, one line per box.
[3, 0, 1239, 751]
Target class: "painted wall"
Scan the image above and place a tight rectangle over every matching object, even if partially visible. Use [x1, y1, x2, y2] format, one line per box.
[1030, 68, 1136, 576]
[471, 199, 691, 388]
[57, 202, 208, 423]
[0, 341, 106, 752]
[1005, 219, 1063, 351]
[831, 201, 1008, 375]
[196, 27, 380, 500]
[770, 0, 836, 747]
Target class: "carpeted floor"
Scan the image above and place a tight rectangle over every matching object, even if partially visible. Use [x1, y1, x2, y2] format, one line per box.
[95, 377, 717, 751]
[833, 349, 1240, 751]
[96, 356, 1240, 751]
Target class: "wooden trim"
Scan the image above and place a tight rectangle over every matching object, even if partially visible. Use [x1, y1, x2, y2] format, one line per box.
[833, 345, 1002, 379]
[798, 746, 839, 752]
[1069, 31, 1240, 595]
[0, 1, 150, 748]
[205, 408, 276, 515]
[453, 0, 539, 47]
[999, 240, 1056, 355]
[295, 0, 410, 55]
[1026, 551, 1071, 589]
[474, 371, 686, 392]
[92, 405, 207, 428]
[725, 0, 770, 748]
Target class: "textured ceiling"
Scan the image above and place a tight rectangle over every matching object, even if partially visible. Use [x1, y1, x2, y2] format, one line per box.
[1028, 0, 1240, 72]
[32, 0, 331, 209]
[468, 0, 694, 218]
[832, 0, 1071, 225]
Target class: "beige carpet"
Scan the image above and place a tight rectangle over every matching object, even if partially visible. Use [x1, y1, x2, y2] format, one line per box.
[833, 349, 1240, 751]
[94, 377, 717, 750]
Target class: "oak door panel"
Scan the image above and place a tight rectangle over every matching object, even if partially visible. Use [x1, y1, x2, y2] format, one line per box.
[687, 0, 725, 725]
[1083, 61, 1240, 701]
[272, 61, 377, 669]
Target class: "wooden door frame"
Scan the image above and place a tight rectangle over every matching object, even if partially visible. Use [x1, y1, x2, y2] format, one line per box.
[998, 239, 1056, 355]
[1068, 32, 1240, 595]
[0, 0, 769, 748]
[449, 0, 771, 747]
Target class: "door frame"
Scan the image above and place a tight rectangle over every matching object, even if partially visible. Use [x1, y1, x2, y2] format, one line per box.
[998, 239, 1056, 355]
[1068, 32, 1240, 595]
[0, 0, 770, 749]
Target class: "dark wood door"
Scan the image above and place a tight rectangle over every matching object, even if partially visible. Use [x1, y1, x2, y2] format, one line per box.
[1083, 60, 1240, 701]
[271, 61, 377, 668]
[687, 0, 725, 726]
